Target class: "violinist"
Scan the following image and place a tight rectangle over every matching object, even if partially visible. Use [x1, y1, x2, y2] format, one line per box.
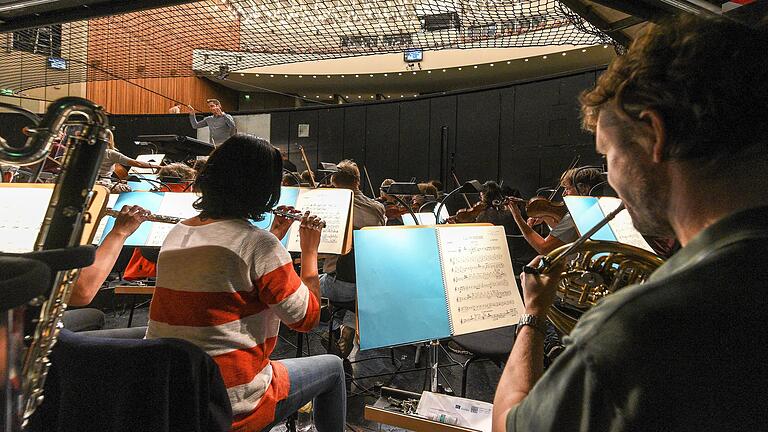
[508, 167, 603, 255]
[376, 178, 406, 225]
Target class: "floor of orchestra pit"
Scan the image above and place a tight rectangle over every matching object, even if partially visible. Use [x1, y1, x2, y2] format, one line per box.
[104, 306, 502, 432]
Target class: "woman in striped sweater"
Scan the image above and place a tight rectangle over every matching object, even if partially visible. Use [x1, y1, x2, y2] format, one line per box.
[146, 134, 346, 431]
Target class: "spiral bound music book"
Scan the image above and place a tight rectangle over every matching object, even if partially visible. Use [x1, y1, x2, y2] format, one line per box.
[354, 224, 524, 350]
[564, 196, 654, 252]
[93, 187, 354, 254]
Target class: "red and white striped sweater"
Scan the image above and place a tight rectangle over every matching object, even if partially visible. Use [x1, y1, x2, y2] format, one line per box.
[146, 219, 319, 431]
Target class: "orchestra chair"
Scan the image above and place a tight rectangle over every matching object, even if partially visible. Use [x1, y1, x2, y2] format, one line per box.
[450, 325, 517, 398]
[27, 329, 232, 432]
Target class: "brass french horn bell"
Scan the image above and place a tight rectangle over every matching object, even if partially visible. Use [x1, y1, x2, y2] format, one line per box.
[531, 202, 665, 335]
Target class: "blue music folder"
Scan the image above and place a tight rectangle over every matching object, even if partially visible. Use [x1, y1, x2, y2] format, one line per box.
[354, 227, 452, 350]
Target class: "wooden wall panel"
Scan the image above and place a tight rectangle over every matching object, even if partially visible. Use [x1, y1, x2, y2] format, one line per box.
[86, 77, 237, 114]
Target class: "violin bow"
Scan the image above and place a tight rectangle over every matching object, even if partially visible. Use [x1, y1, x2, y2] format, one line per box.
[451, 172, 473, 208]
[548, 154, 581, 200]
[295, 143, 317, 187]
[362, 165, 377, 198]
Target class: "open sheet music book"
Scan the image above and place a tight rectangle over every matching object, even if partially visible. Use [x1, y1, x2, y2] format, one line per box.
[0, 184, 109, 253]
[354, 224, 524, 350]
[94, 187, 354, 254]
[564, 196, 654, 252]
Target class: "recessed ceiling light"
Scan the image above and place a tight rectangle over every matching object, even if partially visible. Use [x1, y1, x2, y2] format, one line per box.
[427, 70, 431, 73]
[326, 75, 331, 78]
[384, 73, 388, 76]
[255, 74, 260, 77]
[299, 75, 303, 78]
[329, 95, 333, 98]
[506, 61, 511, 64]
[315, 95, 319, 98]
[270, 74, 274, 77]
[369, 74, 374, 77]
[284, 74, 288, 77]
[239, 73, 244, 76]
[341, 75, 345, 77]
[490, 63, 494, 67]
[400, 94, 404, 97]
[442, 69, 446, 72]
[355, 74, 359, 77]
[398, 73, 402, 75]
[542, 55, 547, 59]
[358, 95, 362, 98]
[412, 71, 417, 74]
[473, 65, 478, 68]
[524, 59, 529, 62]
[581, 49, 587, 52]
[562, 52, 567, 56]
[370, 95, 374, 98]
[603, 45, 608, 48]
[458, 67, 462, 70]
[413, 94, 417, 97]
[386, 95, 391, 98]
[312, 75, 317, 78]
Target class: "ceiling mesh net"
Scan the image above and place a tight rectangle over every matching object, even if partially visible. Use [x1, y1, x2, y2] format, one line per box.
[0, 0, 615, 93]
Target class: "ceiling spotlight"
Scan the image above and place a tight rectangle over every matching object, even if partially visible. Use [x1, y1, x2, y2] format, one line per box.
[315, 95, 319, 98]
[524, 59, 529, 62]
[603, 45, 608, 48]
[458, 67, 462, 70]
[239, 73, 244, 76]
[581, 49, 587, 52]
[284, 74, 288, 77]
[386, 95, 391, 98]
[384, 73, 388, 76]
[255, 74, 260, 77]
[312, 75, 317, 78]
[398, 73, 402, 76]
[299, 75, 303, 78]
[562, 52, 567, 56]
[358, 95, 362, 99]
[442, 69, 446, 72]
[270, 74, 274, 77]
[473, 65, 478, 68]
[370, 95, 374, 98]
[490, 63, 494, 67]
[369, 74, 374, 77]
[427, 70, 431, 73]
[413, 94, 417, 97]
[355, 74, 359, 77]
[326, 75, 331, 78]
[506, 61, 511, 64]
[542, 55, 547, 59]
[329, 95, 333, 98]
[400, 94, 404, 97]
[412, 71, 416, 75]
[341, 75, 345, 77]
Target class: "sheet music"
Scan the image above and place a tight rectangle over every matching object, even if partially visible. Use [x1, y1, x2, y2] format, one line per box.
[286, 188, 352, 254]
[597, 197, 654, 252]
[91, 194, 120, 244]
[0, 188, 53, 253]
[145, 193, 199, 246]
[436, 225, 523, 335]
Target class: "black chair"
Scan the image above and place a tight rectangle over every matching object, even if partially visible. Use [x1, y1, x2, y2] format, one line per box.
[451, 325, 517, 398]
[27, 329, 233, 432]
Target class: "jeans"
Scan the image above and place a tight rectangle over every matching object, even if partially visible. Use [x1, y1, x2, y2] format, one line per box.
[264, 355, 347, 432]
[319, 274, 357, 331]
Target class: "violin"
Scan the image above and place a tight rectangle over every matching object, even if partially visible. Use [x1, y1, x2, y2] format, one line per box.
[494, 196, 566, 227]
[446, 201, 487, 224]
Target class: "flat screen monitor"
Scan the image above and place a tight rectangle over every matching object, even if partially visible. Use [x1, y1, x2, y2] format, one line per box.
[47, 57, 67, 70]
[404, 49, 423, 63]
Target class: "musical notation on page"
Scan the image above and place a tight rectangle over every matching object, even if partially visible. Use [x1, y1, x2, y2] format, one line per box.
[437, 225, 524, 335]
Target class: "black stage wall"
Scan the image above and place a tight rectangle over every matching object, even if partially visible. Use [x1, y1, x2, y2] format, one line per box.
[0, 67, 605, 197]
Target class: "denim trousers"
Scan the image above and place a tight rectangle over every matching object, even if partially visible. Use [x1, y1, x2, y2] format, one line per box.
[263, 354, 347, 432]
[319, 274, 357, 331]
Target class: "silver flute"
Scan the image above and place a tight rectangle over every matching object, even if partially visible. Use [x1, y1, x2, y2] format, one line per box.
[105, 208, 325, 227]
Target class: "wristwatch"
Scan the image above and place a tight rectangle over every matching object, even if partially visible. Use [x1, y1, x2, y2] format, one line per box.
[516, 314, 547, 336]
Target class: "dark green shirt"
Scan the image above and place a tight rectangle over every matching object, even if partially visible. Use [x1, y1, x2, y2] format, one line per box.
[507, 206, 768, 432]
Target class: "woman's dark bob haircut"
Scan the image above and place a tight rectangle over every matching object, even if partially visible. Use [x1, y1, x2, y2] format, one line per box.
[193, 134, 282, 221]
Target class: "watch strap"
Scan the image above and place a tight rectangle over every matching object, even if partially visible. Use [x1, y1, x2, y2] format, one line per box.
[516, 313, 547, 335]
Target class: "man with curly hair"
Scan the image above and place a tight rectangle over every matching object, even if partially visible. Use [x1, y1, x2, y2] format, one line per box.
[493, 14, 768, 432]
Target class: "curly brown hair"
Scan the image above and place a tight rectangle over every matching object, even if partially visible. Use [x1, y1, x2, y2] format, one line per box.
[580, 15, 768, 162]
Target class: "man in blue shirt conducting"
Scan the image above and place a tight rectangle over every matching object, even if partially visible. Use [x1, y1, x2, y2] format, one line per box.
[188, 99, 236, 146]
